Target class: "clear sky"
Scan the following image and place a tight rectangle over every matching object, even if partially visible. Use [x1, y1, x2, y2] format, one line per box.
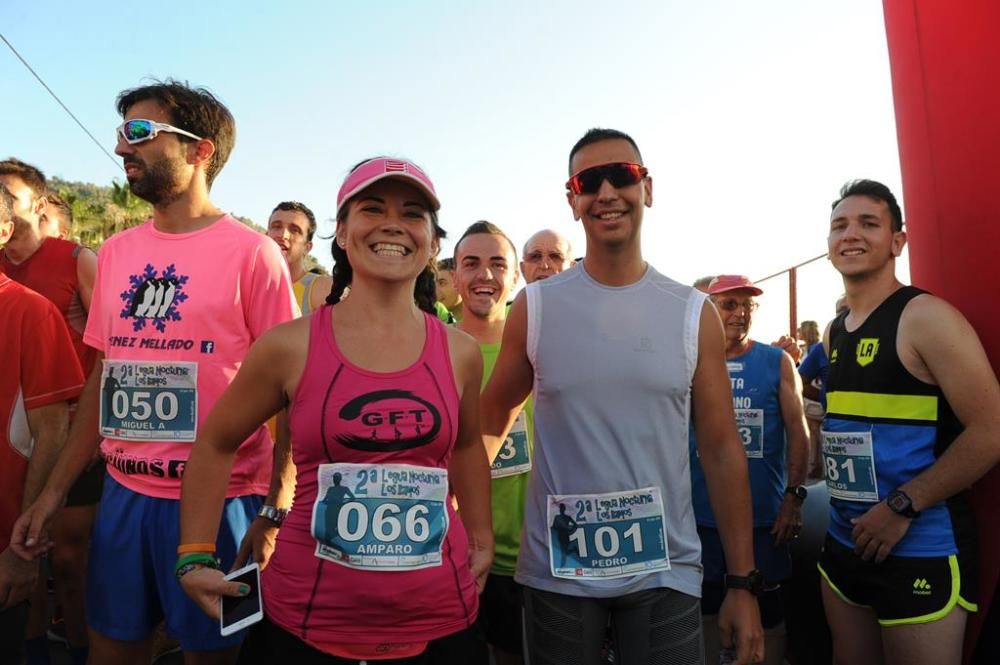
[1, 0, 908, 341]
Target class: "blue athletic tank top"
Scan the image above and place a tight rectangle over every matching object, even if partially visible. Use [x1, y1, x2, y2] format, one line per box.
[823, 286, 972, 557]
[689, 341, 786, 528]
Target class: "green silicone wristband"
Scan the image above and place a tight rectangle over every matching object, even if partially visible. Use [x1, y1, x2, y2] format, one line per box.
[173, 553, 219, 576]
[175, 563, 208, 581]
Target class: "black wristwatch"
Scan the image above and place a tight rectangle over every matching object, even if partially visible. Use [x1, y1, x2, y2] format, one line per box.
[257, 505, 288, 526]
[886, 490, 921, 519]
[785, 485, 808, 502]
[724, 569, 765, 595]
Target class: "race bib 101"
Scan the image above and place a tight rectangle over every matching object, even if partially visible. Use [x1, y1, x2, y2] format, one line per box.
[311, 463, 449, 571]
[821, 430, 879, 502]
[490, 410, 531, 479]
[547, 487, 669, 580]
[99, 360, 197, 441]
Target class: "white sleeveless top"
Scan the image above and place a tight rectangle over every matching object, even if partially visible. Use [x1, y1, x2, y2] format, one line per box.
[516, 263, 706, 598]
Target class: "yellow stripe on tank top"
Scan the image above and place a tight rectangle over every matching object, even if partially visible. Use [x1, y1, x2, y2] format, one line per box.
[827, 391, 938, 421]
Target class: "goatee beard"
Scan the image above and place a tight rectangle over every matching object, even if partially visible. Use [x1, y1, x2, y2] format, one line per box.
[129, 160, 184, 207]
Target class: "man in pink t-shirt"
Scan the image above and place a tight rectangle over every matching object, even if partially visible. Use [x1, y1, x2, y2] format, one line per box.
[11, 80, 296, 664]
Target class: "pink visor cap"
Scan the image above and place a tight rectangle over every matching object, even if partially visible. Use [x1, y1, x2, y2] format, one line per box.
[708, 274, 764, 296]
[336, 157, 440, 214]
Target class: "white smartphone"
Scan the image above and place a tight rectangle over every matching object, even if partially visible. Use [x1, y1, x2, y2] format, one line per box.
[219, 562, 263, 636]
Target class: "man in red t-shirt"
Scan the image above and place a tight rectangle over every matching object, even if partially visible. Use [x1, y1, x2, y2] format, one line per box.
[0, 184, 84, 662]
[0, 158, 99, 660]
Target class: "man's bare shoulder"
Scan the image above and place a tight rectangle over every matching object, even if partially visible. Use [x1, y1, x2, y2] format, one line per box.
[898, 292, 982, 383]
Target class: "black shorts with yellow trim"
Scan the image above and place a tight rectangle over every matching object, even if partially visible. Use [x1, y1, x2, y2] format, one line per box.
[818, 534, 977, 626]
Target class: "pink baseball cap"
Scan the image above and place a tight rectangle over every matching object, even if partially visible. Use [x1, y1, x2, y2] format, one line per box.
[708, 274, 764, 296]
[336, 157, 440, 214]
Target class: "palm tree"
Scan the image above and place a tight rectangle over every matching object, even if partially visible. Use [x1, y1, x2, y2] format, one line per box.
[51, 177, 151, 250]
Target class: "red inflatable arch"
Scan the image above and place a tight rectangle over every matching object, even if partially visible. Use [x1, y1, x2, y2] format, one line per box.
[882, 1, 1000, 660]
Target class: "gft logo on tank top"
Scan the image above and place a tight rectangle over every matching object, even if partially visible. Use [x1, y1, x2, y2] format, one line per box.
[334, 389, 442, 452]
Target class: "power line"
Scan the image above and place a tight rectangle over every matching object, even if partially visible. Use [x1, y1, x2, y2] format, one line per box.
[0, 31, 122, 171]
[755, 252, 827, 284]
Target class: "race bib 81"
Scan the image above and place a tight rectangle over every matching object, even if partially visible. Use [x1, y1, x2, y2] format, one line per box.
[821, 430, 879, 502]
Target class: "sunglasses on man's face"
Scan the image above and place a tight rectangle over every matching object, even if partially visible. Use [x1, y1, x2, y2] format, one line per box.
[566, 162, 648, 195]
[714, 298, 760, 313]
[116, 119, 203, 145]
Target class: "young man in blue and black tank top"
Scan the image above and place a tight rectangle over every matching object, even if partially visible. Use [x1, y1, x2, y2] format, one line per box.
[819, 179, 1000, 665]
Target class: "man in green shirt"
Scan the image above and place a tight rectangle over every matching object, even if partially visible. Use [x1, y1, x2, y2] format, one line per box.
[454, 221, 529, 665]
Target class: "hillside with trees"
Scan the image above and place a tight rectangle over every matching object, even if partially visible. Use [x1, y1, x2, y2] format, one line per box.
[49, 177, 327, 273]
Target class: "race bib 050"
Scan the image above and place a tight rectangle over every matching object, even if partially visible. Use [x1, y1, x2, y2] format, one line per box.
[99, 360, 197, 441]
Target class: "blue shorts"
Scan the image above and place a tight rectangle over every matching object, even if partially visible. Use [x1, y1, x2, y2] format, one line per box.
[86, 473, 261, 651]
[698, 526, 792, 628]
[697, 525, 792, 586]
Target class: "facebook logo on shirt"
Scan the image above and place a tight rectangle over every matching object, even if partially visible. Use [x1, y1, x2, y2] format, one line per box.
[201, 341, 215, 354]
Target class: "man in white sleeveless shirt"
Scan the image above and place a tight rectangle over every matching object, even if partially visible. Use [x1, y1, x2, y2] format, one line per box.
[482, 128, 764, 665]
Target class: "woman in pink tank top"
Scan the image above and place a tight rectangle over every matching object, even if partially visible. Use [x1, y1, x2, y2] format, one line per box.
[177, 158, 493, 664]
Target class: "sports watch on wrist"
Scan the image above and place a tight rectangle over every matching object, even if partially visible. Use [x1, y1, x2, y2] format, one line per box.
[784, 485, 808, 502]
[886, 490, 921, 519]
[257, 505, 288, 526]
[724, 569, 764, 595]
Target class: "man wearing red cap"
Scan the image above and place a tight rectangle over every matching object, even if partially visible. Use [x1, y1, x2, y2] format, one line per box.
[689, 275, 809, 665]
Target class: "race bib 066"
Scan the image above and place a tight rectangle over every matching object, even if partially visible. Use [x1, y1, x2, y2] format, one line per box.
[490, 410, 531, 479]
[821, 430, 879, 502]
[311, 463, 449, 571]
[547, 487, 669, 580]
[99, 360, 197, 441]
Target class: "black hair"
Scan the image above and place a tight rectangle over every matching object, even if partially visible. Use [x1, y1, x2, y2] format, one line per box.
[832, 179, 903, 232]
[116, 79, 235, 187]
[271, 201, 317, 241]
[568, 128, 643, 174]
[437, 257, 455, 272]
[327, 158, 445, 314]
[453, 220, 518, 263]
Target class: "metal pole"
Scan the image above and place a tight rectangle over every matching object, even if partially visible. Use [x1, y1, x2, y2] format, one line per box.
[788, 267, 798, 338]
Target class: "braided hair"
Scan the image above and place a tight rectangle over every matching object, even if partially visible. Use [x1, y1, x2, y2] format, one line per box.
[327, 160, 445, 314]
